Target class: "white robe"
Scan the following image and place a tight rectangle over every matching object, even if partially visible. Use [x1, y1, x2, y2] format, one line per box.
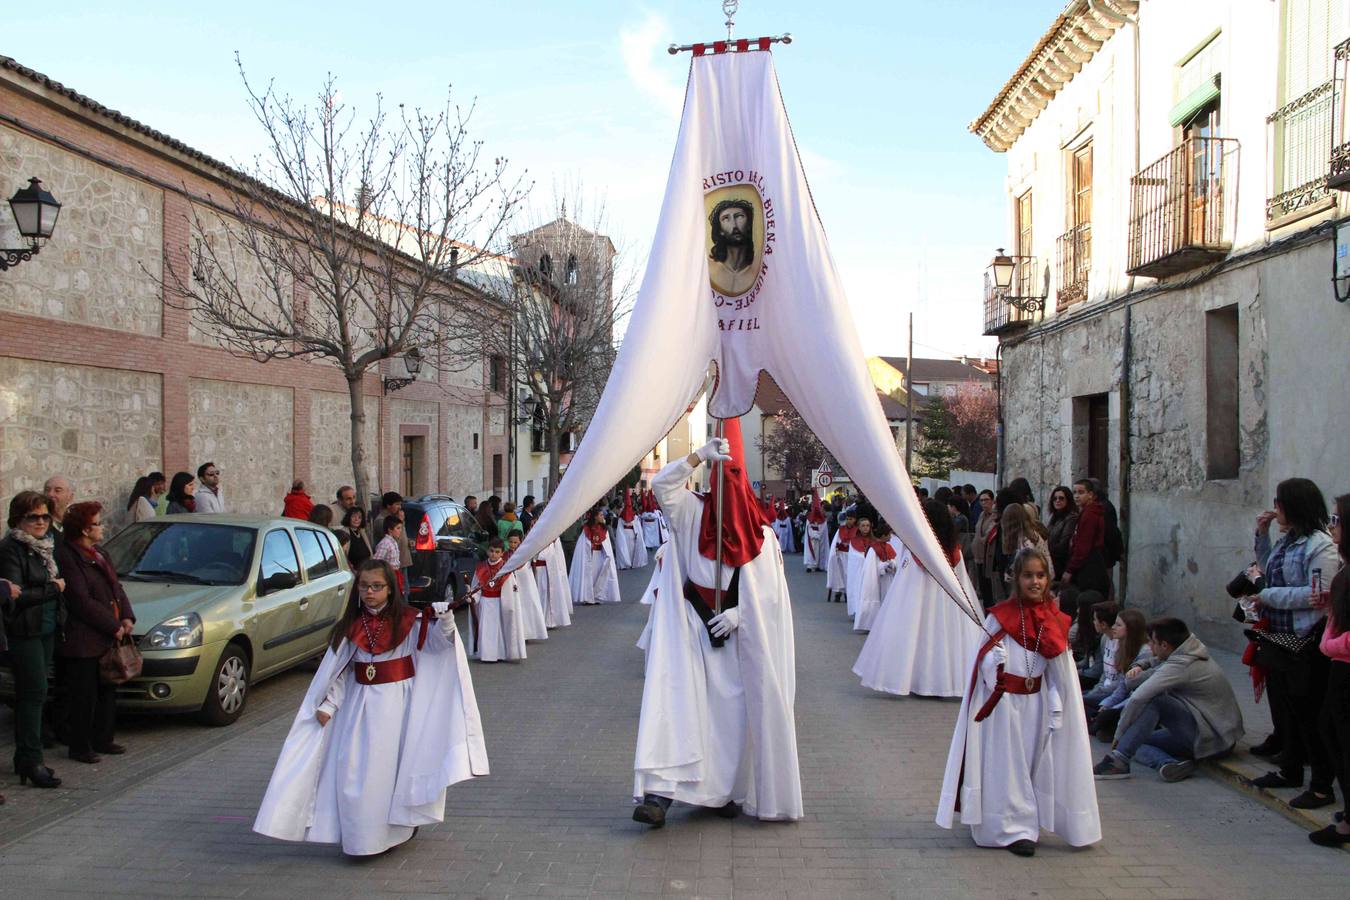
[635, 543, 668, 653]
[802, 521, 828, 571]
[825, 532, 850, 595]
[569, 532, 622, 604]
[853, 551, 984, 697]
[623, 518, 650, 568]
[533, 538, 573, 628]
[634, 457, 803, 820]
[771, 517, 796, 553]
[641, 511, 665, 549]
[936, 615, 1101, 848]
[844, 541, 870, 617]
[850, 539, 901, 633]
[514, 557, 550, 641]
[468, 569, 528, 661]
[253, 611, 488, 856]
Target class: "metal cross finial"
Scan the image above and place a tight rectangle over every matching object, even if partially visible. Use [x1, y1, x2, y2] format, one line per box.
[723, 0, 739, 40]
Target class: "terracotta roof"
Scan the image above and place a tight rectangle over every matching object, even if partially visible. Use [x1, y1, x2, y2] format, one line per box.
[876, 356, 994, 384]
[754, 371, 795, 415]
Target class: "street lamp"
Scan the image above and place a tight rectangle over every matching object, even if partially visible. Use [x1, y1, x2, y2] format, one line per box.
[1, 178, 62, 272]
[382, 347, 423, 393]
[986, 246, 1045, 312]
[990, 248, 1016, 291]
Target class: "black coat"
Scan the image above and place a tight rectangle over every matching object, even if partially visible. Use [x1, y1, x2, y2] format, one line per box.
[0, 534, 66, 639]
[54, 540, 135, 659]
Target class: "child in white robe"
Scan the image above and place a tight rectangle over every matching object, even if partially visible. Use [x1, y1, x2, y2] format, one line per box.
[936, 546, 1100, 857]
[253, 559, 487, 857]
[506, 532, 549, 641]
[468, 539, 527, 661]
[570, 508, 622, 604]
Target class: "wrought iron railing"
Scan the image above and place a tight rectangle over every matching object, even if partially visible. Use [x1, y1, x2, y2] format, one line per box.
[1267, 79, 1334, 221]
[1055, 223, 1091, 309]
[1127, 137, 1238, 278]
[1330, 39, 1350, 190]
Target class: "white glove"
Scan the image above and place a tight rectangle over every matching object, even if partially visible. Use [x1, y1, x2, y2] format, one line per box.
[980, 642, 1007, 692]
[696, 438, 733, 463]
[1048, 682, 1063, 731]
[708, 606, 742, 638]
[882, 561, 896, 575]
[431, 601, 452, 617]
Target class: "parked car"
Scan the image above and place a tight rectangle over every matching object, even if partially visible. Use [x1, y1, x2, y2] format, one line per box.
[399, 496, 489, 604]
[99, 514, 353, 725]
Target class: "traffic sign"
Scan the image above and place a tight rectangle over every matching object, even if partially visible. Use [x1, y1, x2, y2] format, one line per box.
[817, 472, 833, 487]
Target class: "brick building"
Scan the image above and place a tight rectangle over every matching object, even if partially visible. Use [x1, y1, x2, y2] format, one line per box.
[0, 55, 508, 525]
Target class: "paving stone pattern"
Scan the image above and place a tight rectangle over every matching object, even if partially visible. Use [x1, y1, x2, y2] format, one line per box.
[1, 559, 1347, 898]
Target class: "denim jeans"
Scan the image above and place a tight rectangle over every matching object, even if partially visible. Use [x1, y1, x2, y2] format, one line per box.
[1113, 693, 1198, 769]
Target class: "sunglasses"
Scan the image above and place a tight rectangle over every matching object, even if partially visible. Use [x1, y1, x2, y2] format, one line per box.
[22, 513, 53, 524]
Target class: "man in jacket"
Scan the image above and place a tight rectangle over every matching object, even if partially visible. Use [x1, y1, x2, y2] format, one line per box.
[44, 476, 75, 537]
[1093, 617, 1243, 782]
[195, 463, 225, 513]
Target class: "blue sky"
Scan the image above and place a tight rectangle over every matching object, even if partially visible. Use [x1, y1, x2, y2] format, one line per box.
[15, 0, 1065, 359]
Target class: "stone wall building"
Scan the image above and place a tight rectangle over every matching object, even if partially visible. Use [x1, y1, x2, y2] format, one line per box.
[974, 0, 1350, 648]
[0, 55, 508, 527]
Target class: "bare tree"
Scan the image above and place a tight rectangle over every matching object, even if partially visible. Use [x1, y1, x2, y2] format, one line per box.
[159, 55, 528, 506]
[757, 412, 845, 496]
[503, 192, 636, 496]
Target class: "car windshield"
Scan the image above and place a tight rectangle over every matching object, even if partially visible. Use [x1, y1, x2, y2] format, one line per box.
[104, 522, 257, 586]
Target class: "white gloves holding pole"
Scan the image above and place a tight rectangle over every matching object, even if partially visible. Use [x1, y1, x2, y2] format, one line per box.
[708, 606, 742, 638]
[696, 438, 733, 464]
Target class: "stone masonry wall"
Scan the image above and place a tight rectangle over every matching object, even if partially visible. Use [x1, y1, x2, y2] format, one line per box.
[0, 357, 161, 530]
[0, 125, 163, 335]
[309, 389, 379, 512]
[189, 378, 293, 516]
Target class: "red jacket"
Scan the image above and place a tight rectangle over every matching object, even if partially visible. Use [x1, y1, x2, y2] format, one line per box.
[1066, 500, 1104, 576]
[282, 490, 314, 520]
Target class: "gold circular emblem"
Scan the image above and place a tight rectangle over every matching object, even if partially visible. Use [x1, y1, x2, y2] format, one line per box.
[1024, 676, 1036, 691]
[366, 663, 377, 681]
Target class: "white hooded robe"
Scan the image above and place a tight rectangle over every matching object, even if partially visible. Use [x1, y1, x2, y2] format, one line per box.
[533, 538, 573, 628]
[569, 529, 622, 604]
[802, 520, 828, 571]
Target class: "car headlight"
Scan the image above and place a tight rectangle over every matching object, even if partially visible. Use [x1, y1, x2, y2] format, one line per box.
[141, 613, 204, 650]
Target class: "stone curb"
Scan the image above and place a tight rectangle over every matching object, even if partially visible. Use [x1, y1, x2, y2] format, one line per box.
[1203, 748, 1349, 851]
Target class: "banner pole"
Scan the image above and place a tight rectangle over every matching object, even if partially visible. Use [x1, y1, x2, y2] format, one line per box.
[713, 415, 726, 615]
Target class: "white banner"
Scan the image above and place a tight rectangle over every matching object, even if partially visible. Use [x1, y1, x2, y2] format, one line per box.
[505, 50, 970, 613]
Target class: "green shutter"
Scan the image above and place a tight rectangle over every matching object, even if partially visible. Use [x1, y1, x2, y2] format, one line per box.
[1168, 74, 1221, 128]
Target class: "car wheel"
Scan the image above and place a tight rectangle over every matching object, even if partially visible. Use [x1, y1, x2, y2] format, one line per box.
[199, 643, 250, 726]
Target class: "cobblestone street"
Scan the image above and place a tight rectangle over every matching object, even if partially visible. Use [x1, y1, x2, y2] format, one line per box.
[1, 559, 1347, 898]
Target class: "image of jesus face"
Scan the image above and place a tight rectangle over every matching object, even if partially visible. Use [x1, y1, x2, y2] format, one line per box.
[709, 199, 756, 272]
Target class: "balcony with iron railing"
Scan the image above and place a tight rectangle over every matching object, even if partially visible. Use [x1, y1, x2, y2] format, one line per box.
[982, 258, 1045, 337]
[1267, 79, 1334, 222]
[1127, 137, 1238, 279]
[1330, 39, 1350, 191]
[1055, 223, 1091, 310]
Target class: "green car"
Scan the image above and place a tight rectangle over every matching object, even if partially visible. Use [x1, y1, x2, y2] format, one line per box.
[102, 514, 353, 725]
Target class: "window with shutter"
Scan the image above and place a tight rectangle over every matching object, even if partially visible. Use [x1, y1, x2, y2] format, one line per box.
[1268, 0, 1338, 221]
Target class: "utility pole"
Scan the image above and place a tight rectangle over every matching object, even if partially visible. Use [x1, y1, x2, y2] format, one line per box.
[905, 310, 914, 475]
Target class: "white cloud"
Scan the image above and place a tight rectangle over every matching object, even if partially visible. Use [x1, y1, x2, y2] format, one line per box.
[619, 12, 685, 116]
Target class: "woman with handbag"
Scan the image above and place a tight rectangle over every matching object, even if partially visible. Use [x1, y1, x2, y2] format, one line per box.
[1251, 477, 1339, 809]
[0, 491, 66, 788]
[54, 501, 135, 765]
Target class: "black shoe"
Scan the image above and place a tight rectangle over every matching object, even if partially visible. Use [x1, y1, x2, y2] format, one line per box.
[18, 765, 61, 789]
[1251, 771, 1302, 790]
[68, 750, 101, 765]
[716, 801, 740, 819]
[1250, 736, 1283, 759]
[92, 743, 126, 755]
[1290, 790, 1335, 810]
[1007, 839, 1036, 857]
[632, 800, 667, 828]
[1309, 825, 1350, 847]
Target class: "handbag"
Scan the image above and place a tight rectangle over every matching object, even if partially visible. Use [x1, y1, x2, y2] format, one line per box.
[100, 636, 143, 685]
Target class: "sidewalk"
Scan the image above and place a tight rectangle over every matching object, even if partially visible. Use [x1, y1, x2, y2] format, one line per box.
[1204, 644, 1342, 839]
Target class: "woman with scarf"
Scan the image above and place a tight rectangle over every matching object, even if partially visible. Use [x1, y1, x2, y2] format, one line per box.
[165, 471, 197, 514]
[937, 546, 1100, 856]
[569, 507, 622, 604]
[496, 500, 525, 543]
[54, 501, 136, 764]
[254, 559, 486, 856]
[0, 491, 67, 788]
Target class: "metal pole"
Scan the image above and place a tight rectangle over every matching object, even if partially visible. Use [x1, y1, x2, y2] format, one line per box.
[905, 310, 914, 474]
[713, 416, 726, 615]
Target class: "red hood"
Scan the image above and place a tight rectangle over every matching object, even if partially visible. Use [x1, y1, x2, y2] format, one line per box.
[807, 489, 826, 524]
[698, 416, 771, 567]
[621, 489, 636, 522]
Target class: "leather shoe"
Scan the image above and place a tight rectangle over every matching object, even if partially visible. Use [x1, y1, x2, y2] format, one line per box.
[632, 800, 666, 828]
[68, 750, 102, 765]
[1309, 825, 1350, 847]
[1290, 790, 1335, 810]
[19, 765, 61, 788]
[1007, 839, 1036, 857]
[93, 743, 126, 755]
[1249, 736, 1282, 759]
[716, 801, 740, 819]
[1251, 771, 1302, 790]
